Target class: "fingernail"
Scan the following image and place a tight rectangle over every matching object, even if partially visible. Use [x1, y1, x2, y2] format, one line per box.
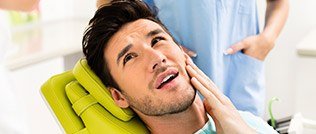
[188, 51, 197, 57]
[224, 48, 233, 55]
[187, 58, 194, 64]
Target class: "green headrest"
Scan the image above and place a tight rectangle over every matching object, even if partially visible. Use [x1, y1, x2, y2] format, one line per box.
[72, 58, 134, 121]
[65, 81, 149, 133]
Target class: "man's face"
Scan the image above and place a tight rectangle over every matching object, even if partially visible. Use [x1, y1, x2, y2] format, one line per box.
[105, 19, 195, 116]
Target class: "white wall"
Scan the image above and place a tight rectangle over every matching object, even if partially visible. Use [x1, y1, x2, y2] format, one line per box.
[39, 0, 73, 22]
[40, 0, 96, 22]
[258, 0, 316, 121]
[7, 0, 97, 133]
[9, 58, 64, 134]
[73, 0, 97, 19]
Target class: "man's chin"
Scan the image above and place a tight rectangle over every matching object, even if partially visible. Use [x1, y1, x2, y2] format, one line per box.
[127, 82, 197, 117]
[167, 84, 197, 115]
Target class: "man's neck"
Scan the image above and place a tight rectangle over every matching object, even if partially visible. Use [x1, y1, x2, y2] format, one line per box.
[138, 94, 208, 134]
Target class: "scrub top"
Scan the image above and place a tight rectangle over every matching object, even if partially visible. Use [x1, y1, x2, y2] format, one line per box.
[144, 0, 265, 116]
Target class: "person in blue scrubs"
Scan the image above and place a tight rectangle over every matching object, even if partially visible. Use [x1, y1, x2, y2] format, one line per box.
[96, 0, 289, 117]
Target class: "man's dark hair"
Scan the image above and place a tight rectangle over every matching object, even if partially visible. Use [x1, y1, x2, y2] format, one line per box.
[82, 0, 174, 91]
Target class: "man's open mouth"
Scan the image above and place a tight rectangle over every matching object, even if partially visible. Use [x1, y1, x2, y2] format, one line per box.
[155, 69, 179, 89]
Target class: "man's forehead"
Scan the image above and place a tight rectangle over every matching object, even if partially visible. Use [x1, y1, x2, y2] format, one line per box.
[117, 19, 164, 37]
[107, 19, 165, 49]
[105, 19, 166, 62]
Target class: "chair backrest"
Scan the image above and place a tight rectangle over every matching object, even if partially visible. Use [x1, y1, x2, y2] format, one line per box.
[41, 58, 149, 134]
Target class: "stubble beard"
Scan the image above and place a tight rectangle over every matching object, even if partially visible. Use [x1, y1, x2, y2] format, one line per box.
[123, 83, 196, 116]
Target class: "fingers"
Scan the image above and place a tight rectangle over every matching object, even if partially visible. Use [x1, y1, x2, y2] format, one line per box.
[185, 59, 220, 102]
[187, 65, 227, 104]
[185, 59, 221, 96]
[191, 77, 220, 107]
[184, 52, 191, 60]
[224, 41, 247, 55]
[186, 65, 216, 94]
[185, 58, 233, 106]
[181, 45, 197, 57]
[187, 61, 253, 133]
[186, 57, 210, 81]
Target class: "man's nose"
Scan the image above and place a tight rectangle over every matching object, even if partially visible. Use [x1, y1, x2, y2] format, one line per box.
[147, 50, 167, 73]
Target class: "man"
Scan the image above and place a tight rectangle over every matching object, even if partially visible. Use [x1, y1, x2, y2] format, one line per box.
[83, 0, 277, 133]
[97, 0, 289, 117]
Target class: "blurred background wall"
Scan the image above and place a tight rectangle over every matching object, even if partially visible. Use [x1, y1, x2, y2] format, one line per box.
[6, 0, 96, 133]
[257, 0, 316, 121]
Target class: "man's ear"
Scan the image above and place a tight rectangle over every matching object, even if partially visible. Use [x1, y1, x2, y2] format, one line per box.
[109, 87, 129, 108]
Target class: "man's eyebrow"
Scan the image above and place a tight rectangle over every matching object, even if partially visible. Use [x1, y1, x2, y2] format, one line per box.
[146, 29, 164, 38]
[115, 29, 163, 65]
[117, 44, 133, 65]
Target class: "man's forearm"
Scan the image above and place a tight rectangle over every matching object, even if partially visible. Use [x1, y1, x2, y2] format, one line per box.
[262, 0, 289, 45]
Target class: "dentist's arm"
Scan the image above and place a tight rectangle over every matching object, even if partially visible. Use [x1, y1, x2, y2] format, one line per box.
[0, 0, 39, 11]
[263, 0, 290, 44]
[97, 0, 110, 8]
[226, 0, 289, 61]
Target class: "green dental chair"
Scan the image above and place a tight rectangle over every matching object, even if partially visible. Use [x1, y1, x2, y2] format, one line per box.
[41, 58, 149, 134]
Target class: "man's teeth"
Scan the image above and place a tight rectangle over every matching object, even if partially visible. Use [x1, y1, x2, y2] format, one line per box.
[162, 74, 174, 83]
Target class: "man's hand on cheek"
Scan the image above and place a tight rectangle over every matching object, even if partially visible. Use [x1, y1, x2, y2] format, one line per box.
[184, 56, 256, 134]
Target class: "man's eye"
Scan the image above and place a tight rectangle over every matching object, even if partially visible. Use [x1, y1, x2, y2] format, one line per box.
[123, 53, 137, 65]
[151, 36, 165, 47]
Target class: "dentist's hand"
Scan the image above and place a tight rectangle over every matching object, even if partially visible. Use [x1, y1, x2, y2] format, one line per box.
[225, 34, 274, 61]
[185, 56, 255, 134]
